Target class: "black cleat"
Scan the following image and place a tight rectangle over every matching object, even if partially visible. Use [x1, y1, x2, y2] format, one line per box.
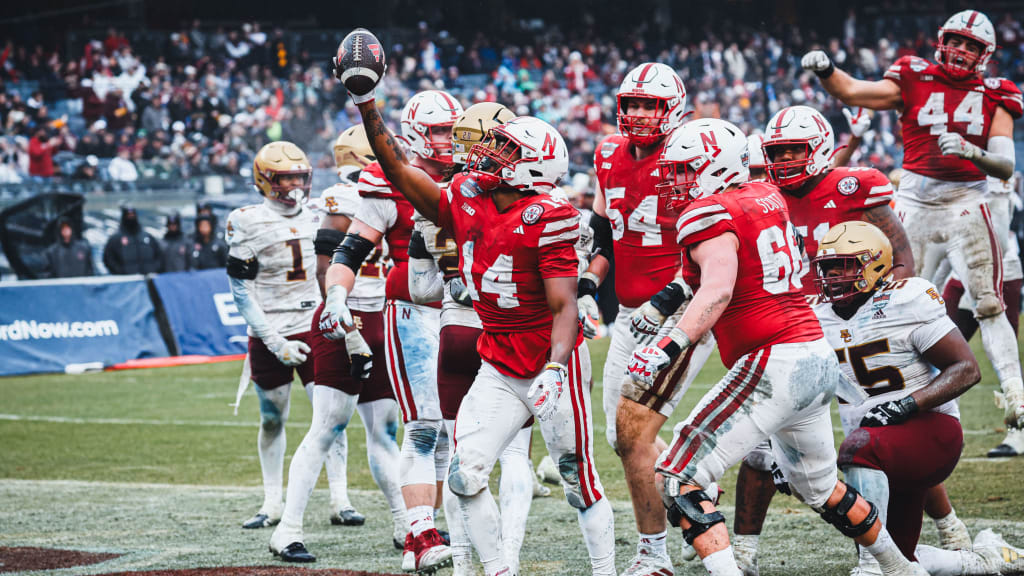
[988, 443, 1021, 457]
[330, 507, 366, 526]
[271, 541, 316, 563]
[242, 513, 279, 529]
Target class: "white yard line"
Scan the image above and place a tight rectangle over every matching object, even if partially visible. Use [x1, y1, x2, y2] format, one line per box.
[0, 413, 364, 430]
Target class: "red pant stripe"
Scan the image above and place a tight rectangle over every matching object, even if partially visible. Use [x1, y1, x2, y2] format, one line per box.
[575, 349, 601, 504]
[980, 203, 1005, 304]
[385, 303, 418, 422]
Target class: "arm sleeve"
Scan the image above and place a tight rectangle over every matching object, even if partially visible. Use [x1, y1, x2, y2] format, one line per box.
[229, 276, 279, 342]
[589, 212, 613, 260]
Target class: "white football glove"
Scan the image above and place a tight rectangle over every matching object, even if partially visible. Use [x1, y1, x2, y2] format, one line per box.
[345, 329, 373, 381]
[630, 301, 666, 345]
[266, 335, 311, 367]
[627, 345, 672, 389]
[801, 50, 832, 73]
[319, 285, 354, 341]
[937, 132, 980, 159]
[843, 107, 871, 138]
[578, 294, 600, 339]
[528, 362, 567, 422]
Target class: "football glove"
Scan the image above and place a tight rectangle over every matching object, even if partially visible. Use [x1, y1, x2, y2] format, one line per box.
[843, 107, 871, 138]
[266, 335, 311, 367]
[577, 272, 601, 339]
[628, 327, 691, 389]
[345, 329, 373, 381]
[801, 50, 835, 77]
[770, 461, 791, 496]
[528, 362, 567, 422]
[319, 285, 354, 341]
[859, 395, 918, 428]
[448, 277, 474, 307]
[937, 132, 981, 160]
[630, 279, 692, 344]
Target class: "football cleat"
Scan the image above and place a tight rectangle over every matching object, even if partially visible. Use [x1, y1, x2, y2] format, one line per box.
[242, 510, 281, 530]
[973, 529, 1024, 575]
[619, 550, 674, 576]
[330, 506, 366, 526]
[988, 428, 1024, 458]
[537, 455, 560, 485]
[886, 563, 930, 576]
[270, 541, 316, 563]
[402, 528, 453, 573]
[848, 559, 882, 576]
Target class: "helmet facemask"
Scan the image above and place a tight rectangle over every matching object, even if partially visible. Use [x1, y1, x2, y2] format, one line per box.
[813, 250, 887, 305]
[657, 155, 707, 212]
[262, 168, 312, 208]
[419, 122, 457, 165]
[935, 33, 989, 80]
[618, 95, 674, 146]
[467, 129, 522, 191]
[764, 139, 818, 191]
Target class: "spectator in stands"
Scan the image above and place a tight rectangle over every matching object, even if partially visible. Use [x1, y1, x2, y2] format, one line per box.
[72, 154, 99, 180]
[45, 217, 94, 278]
[190, 213, 227, 270]
[103, 205, 163, 274]
[161, 212, 190, 272]
[27, 127, 57, 178]
[108, 146, 138, 181]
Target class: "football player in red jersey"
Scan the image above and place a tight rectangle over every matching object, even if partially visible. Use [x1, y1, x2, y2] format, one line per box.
[320, 90, 464, 573]
[802, 9, 1024, 452]
[627, 118, 928, 576]
[580, 63, 717, 576]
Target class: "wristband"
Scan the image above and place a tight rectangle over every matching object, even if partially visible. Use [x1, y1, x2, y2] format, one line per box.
[814, 60, 835, 79]
[578, 271, 600, 298]
[658, 327, 692, 360]
[897, 395, 919, 416]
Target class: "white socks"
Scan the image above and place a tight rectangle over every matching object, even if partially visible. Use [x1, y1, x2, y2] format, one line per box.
[703, 547, 743, 576]
[638, 531, 669, 558]
[409, 505, 435, 537]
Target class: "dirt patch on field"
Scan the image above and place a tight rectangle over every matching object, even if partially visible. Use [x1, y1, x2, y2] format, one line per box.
[0, 546, 121, 573]
[98, 565, 403, 569]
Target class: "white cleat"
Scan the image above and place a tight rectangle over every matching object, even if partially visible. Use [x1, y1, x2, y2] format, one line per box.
[619, 550, 674, 576]
[537, 455, 560, 485]
[848, 559, 883, 576]
[883, 562, 929, 576]
[974, 529, 1024, 575]
[734, 543, 759, 576]
[988, 428, 1024, 458]
[937, 516, 972, 550]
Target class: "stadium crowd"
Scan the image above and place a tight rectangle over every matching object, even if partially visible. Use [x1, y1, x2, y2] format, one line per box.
[2, 10, 1024, 187]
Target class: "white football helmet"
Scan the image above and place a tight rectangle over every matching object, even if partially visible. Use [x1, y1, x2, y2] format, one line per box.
[762, 106, 835, 190]
[467, 116, 568, 194]
[400, 90, 464, 165]
[935, 10, 996, 79]
[617, 62, 687, 146]
[657, 118, 749, 211]
[747, 134, 766, 176]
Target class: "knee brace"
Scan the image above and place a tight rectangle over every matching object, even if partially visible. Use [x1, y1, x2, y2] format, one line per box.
[817, 482, 878, 538]
[447, 452, 489, 497]
[557, 453, 588, 510]
[661, 477, 725, 545]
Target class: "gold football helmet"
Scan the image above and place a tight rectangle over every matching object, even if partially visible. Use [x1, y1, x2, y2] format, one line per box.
[813, 220, 894, 304]
[333, 124, 376, 181]
[253, 141, 312, 208]
[451, 102, 515, 165]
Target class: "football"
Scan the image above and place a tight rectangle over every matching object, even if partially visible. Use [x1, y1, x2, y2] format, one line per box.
[334, 28, 386, 96]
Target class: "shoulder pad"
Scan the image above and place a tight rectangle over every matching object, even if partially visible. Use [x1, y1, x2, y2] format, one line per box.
[594, 134, 628, 168]
[357, 162, 399, 199]
[985, 77, 1024, 119]
[879, 277, 946, 323]
[320, 183, 361, 217]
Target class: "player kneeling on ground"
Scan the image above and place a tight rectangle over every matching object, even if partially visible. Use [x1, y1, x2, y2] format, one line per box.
[810, 221, 1024, 576]
[627, 118, 928, 576]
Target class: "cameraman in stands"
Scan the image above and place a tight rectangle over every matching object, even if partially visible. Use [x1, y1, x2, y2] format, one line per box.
[45, 217, 94, 278]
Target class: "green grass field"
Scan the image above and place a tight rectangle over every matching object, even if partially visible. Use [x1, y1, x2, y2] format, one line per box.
[1, 335, 1022, 575]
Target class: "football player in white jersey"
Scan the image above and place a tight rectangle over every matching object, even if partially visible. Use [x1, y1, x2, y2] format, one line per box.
[811, 221, 1024, 576]
[269, 126, 407, 562]
[227, 141, 338, 531]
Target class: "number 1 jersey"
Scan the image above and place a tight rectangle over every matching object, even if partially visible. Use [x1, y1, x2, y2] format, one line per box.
[438, 174, 584, 379]
[675, 181, 822, 367]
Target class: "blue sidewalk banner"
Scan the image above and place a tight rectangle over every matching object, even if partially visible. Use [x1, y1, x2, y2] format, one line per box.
[0, 276, 169, 376]
[151, 269, 248, 356]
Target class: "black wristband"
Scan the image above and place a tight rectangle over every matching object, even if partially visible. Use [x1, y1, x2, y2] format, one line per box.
[897, 395, 919, 416]
[578, 276, 598, 298]
[650, 282, 687, 317]
[661, 339, 682, 359]
[408, 230, 431, 259]
[814, 60, 836, 79]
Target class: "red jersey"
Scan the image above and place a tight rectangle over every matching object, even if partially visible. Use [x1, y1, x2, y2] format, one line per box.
[594, 134, 682, 307]
[357, 162, 442, 305]
[884, 56, 1023, 182]
[439, 174, 584, 379]
[675, 181, 823, 367]
[783, 167, 894, 295]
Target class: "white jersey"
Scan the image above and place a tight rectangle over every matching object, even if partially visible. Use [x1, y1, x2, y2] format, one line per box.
[412, 215, 481, 329]
[814, 277, 959, 434]
[226, 202, 321, 337]
[318, 182, 387, 312]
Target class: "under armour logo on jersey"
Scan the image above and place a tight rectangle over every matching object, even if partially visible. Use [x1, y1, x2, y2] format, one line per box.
[824, 200, 837, 209]
[513, 225, 525, 234]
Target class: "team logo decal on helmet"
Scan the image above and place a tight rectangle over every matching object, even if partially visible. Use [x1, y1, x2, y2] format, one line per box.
[657, 118, 749, 211]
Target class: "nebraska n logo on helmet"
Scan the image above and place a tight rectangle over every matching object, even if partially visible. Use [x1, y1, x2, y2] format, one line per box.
[657, 118, 749, 212]
[466, 116, 568, 194]
[617, 62, 687, 146]
[762, 105, 835, 190]
[935, 9, 996, 80]
[400, 90, 464, 166]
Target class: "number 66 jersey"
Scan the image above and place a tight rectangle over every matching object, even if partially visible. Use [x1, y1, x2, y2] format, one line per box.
[438, 174, 584, 379]
[814, 277, 960, 434]
[226, 202, 321, 337]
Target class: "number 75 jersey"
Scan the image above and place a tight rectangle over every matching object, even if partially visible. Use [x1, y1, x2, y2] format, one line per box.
[438, 174, 584, 379]
[226, 203, 321, 337]
[813, 277, 959, 434]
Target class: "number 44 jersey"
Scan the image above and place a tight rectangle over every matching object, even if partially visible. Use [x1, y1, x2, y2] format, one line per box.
[814, 277, 960, 434]
[226, 202, 321, 337]
[675, 181, 823, 368]
[439, 174, 584, 379]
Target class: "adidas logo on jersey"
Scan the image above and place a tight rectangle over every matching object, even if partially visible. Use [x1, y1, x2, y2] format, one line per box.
[824, 200, 837, 209]
[514, 225, 525, 234]
[872, 309, 886, 320]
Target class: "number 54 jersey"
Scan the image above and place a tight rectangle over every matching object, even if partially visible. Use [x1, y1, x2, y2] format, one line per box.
[438, 174, 584, 379]
[226, 202, 321, 337]
[813, 277, 959, 434]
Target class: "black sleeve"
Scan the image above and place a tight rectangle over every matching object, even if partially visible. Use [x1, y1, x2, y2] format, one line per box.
[408, 230, 430, 259]
[330, 233, 377, 273]
[314, 227, 346, 256]
[590, 212, 613, 261]
[226, 255, 259, 279]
